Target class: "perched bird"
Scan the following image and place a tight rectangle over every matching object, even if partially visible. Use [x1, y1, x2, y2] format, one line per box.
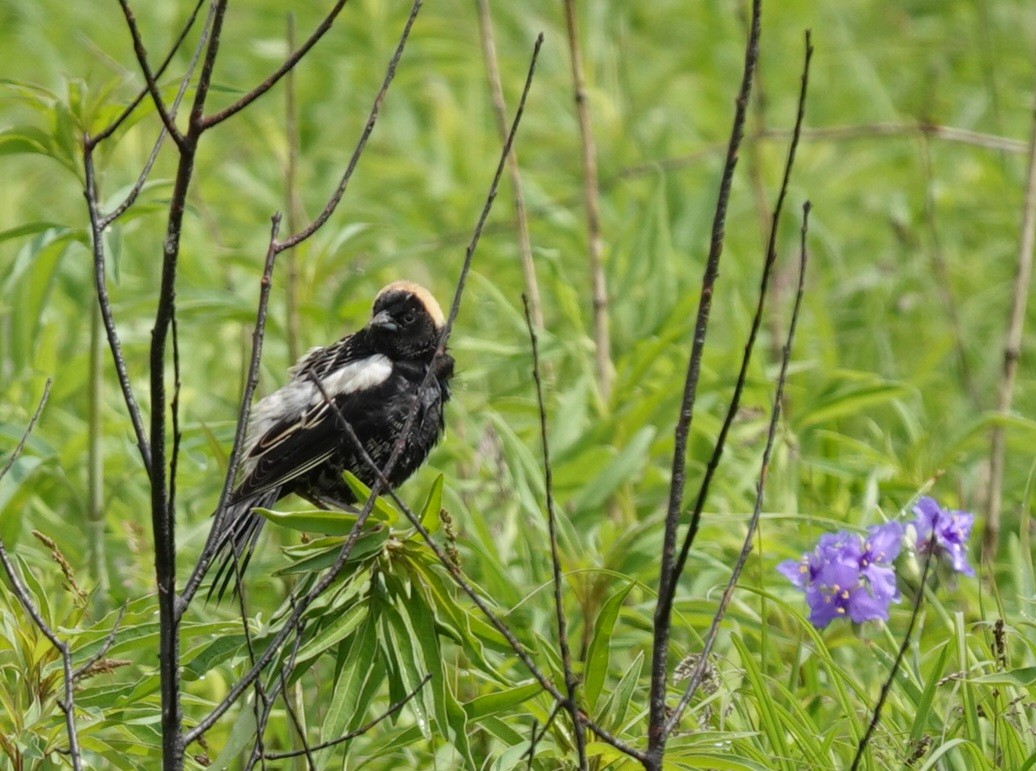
[209, 280, 454, 599]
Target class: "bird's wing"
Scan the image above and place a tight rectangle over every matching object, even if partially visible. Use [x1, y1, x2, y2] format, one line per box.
[235, 343, 393, 500]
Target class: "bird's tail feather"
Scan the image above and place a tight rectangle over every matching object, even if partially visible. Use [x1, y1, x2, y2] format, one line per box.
[207, 489, 279, 602]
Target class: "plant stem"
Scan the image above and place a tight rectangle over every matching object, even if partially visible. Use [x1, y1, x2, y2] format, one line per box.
[984, 74, 1036, 563]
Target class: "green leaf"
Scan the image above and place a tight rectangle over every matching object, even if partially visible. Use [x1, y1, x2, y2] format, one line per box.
[321, 613, 381, 751]
[418, 473, 444, 535]
[294, 602, 368, 667]
[255, 505, 388, 536]
[276, 529, 389, 575]
[380, 600, 432, 740]
[584, 581, 634, 711]
[340, 471, 401, 524]
[598, 650, 644, 731]
[463, 681, 542, 720]
[968, 667, 1036, 686]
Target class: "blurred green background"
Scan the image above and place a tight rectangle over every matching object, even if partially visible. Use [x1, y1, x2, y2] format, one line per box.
[1, 0, 1034, 767]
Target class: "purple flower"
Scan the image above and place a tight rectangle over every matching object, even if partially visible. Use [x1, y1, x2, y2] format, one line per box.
[778, 521, 903, 629]
[911, 497, 975, 577]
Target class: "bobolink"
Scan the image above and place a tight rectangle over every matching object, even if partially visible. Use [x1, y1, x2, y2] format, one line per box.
[209, 280, 454, 599]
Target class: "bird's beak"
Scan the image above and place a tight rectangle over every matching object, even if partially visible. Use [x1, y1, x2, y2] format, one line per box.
[369, 310, 398, 332]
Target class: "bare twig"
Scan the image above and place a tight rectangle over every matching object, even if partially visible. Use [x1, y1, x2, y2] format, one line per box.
[86, 306, 109, 602]
[563, 0, 612, 400]
[88, 0, 206, 146]
[84, 152, 153, 479]
[476, 0, 543, 331]
[143, 2, 231, 764]
[178, 216, 282, 611]
[524, 702, 563, 765]
[264, 674, 432, 760]
[277, 0, 423, 251]
[99, 0, 216, 228]
[666, 201, 811, 735]
[523, 296, 587, 769]
[285, 12, 303, 364]
[73, 604, 128, 682]
[664, 29, 812, 629]
[850, 539, 936, 770]
[614, 122, 1028, 184]
[0, 381, 82, 770]
[984, 77, 1036, 562]
[272, 615, 315, 768]
[201, 0, 352, 128]
[115, 0, 186, 149]
[647, 0, 762, 763]
[0, 379, 51, 483]
[244, 619, 309, 771]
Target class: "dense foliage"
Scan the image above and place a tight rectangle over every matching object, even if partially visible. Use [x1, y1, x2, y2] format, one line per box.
[1, 0, 1034, 768]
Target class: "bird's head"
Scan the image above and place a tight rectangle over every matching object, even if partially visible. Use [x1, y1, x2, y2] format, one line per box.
[368, 280, 446, 359]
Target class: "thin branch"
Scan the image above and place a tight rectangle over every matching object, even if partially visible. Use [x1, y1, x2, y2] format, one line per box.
[666, 201, 811, 735]
[273, 618, 315, 769]
[563, 0, 612, 400]
[201, 0, 352, 128]
[115, 0, 186, 149]
[277, 0, 423, 251]
[284, 12, 303, 364]
[244, 618, 308, 771]
[984, 74, 1036, 562]
[72, 604, 128, 682]
[646, 0, 762, 762]
[0, 380, 81, 769]
[850, 541, 936, 770]
[265, 674, 432, 760]
[524, 702, 563, 765]
[147, 3, 231, 765]
[99, 0, 216, 228]
[88, 0, 205, 147]
[178, 216, 282, 612]
[84, 152, 152, 478]
[523, 296, 587, 769]
[664, 29, 812, 628]
[0, 379, 51, 483]
[476, 0, 543, 331]
[613, 122, 1028, 184]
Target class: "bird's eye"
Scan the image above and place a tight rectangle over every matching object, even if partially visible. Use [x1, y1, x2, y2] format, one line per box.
[401, 310, 417, 325]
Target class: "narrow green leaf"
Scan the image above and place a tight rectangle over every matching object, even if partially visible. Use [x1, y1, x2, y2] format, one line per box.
[340, 471, 401, 523]
[380, 601, 432, 740]
[584, 581, 634, 710]
[294, 602, 368, 667]
[321, 613, 381, 746]
[255, 505, 387, 536]
[968, 667, 1036, 686]
[418, 473, 444, 535]
[276, 529, 388, 575]
[463, 681, 542, 720]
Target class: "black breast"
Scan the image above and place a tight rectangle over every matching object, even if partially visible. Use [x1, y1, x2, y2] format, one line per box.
[289, 353, 453, 503]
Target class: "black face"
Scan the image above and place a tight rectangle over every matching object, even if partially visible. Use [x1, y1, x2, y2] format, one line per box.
[369, 290, 441, 360]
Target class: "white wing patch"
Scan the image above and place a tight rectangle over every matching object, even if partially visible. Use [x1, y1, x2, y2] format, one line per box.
[242, 354, 393, 472]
